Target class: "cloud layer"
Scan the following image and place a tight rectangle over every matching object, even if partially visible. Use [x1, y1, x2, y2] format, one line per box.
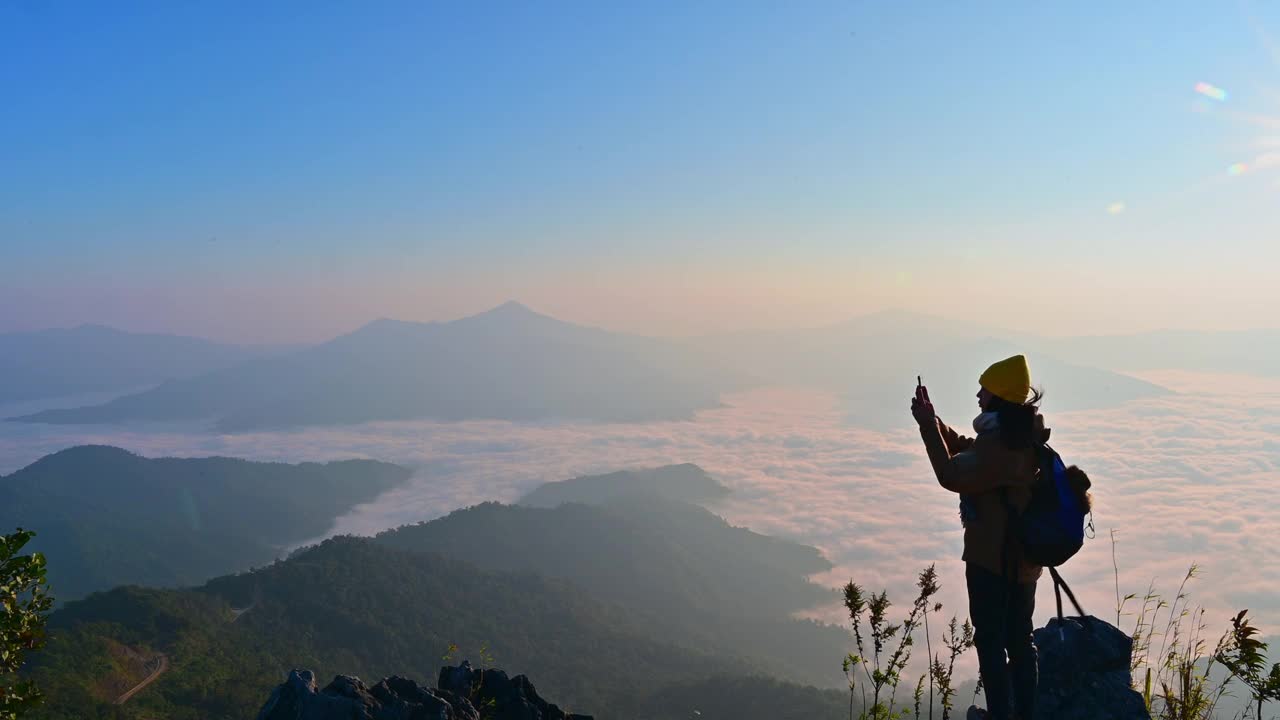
[2, 371, 1276, 655]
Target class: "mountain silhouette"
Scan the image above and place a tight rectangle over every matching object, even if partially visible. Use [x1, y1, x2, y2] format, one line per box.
[0, 324, 270, 406]
[11, 303, 738, 430]
[10, 306, 1211, 432]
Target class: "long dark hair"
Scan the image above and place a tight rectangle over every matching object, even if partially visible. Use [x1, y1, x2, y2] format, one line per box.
[988, 387, 1043, 450]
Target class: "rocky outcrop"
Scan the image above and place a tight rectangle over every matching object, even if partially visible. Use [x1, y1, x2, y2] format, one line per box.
[255, 618, 1153, 720]
[437, 663, 593, 719]
[255, 662, 593, 720]
[1035, 615, 1150, 720]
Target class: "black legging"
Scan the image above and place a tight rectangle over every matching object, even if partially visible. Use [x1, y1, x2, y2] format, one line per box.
[966, 563, 1037, 719]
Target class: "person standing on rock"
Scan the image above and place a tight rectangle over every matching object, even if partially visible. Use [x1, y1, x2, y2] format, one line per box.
[911, 355, 1047, 720]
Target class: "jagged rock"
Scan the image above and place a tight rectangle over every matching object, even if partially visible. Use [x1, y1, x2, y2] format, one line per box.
[255, 663, 592, 720]
[438, 662, 593, 720]
[254, 668, 478, 720]
[1035, 615, 1151, 720]
[372, 676, 477, 719]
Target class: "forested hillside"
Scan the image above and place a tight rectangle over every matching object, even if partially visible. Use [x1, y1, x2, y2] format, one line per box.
[376, 496, 847, 684]
[26, 537, 761, 718]
[0, 446, 409, 600]
[13, 453, 867, 719]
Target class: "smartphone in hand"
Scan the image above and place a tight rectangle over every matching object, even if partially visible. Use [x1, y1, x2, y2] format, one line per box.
[916, 376, 930, 404]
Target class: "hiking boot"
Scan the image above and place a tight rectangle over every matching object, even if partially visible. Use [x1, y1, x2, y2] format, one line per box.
[966, 707, 991, 720]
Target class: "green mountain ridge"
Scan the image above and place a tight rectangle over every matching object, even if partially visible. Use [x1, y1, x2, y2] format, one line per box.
[26, 537, 770, 718]
[13, 454, 867, 718]
[0, 445, 410, 601]
[21, 464, 857, 719]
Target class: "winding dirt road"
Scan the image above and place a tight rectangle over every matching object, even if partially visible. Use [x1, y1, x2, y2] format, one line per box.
[113, 653, 168, 705]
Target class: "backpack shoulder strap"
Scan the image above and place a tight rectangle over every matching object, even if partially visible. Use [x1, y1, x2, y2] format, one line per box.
[1048, 567, 1087, 619]
[1040, 442, 1060, 470]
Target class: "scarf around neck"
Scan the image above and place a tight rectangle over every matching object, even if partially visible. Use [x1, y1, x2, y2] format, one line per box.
[958, 411, 1002, 529]
[972, 411, 1001, 435]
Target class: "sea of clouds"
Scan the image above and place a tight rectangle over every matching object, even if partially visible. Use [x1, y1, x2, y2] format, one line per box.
[2, 370, 1276, 648]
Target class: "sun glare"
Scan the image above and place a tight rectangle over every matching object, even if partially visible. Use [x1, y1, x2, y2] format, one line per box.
[1195, 81, 1229, 101]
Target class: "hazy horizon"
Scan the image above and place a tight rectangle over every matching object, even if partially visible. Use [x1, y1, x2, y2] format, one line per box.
[4, 299, 1280, 347]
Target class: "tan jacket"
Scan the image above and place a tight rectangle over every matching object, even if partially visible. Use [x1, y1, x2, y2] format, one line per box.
[920, 417, 1045, 583]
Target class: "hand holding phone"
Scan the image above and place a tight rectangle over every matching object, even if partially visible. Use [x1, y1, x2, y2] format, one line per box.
[912, 375, 935, 427]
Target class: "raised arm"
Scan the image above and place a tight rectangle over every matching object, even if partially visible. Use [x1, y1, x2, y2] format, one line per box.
[920, 428, 1021, 495]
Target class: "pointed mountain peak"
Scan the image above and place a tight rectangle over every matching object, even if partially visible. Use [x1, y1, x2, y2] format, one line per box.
[456, 301, 558, 327]
[446, 301, 615, 342]
[479, 300, 540, 318]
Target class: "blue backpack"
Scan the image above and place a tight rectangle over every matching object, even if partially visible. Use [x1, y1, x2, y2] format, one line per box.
[1012, 444, 1088, 568]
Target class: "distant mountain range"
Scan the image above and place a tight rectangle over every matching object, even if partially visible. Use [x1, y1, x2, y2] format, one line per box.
[688, 310, 1177, 429]
[1031, 328, 1280, 377]
[0, 445, 410, 601]
[12, 302, 738, 430]
[0, 324, 271, 406]
[8, 304, 1274, 432]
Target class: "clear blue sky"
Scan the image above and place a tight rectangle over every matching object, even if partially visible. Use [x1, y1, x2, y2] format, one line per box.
[3, 1, 1278, 341]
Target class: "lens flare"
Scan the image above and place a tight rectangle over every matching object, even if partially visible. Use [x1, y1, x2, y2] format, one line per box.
[1106, 202, 1126, 215]
[1195, 82, 1228, 102]
[1228, 163, 1249, 176]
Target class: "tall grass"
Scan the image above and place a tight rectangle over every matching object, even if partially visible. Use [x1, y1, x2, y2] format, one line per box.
[843, 565, 973, 720]
[1113, 532, 1278, 720]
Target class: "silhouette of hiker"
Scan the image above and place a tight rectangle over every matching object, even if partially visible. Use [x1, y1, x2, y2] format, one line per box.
[912, 355, 1047, 720]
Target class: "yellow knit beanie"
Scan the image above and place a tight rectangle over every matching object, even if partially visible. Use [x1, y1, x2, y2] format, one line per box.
[979, 354, 1032, 404]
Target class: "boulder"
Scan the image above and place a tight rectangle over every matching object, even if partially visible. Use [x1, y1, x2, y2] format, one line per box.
[1035, 615, 1150, 720]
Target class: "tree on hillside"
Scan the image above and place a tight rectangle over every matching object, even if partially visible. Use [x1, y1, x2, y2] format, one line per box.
[1, 529, 53, 720]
